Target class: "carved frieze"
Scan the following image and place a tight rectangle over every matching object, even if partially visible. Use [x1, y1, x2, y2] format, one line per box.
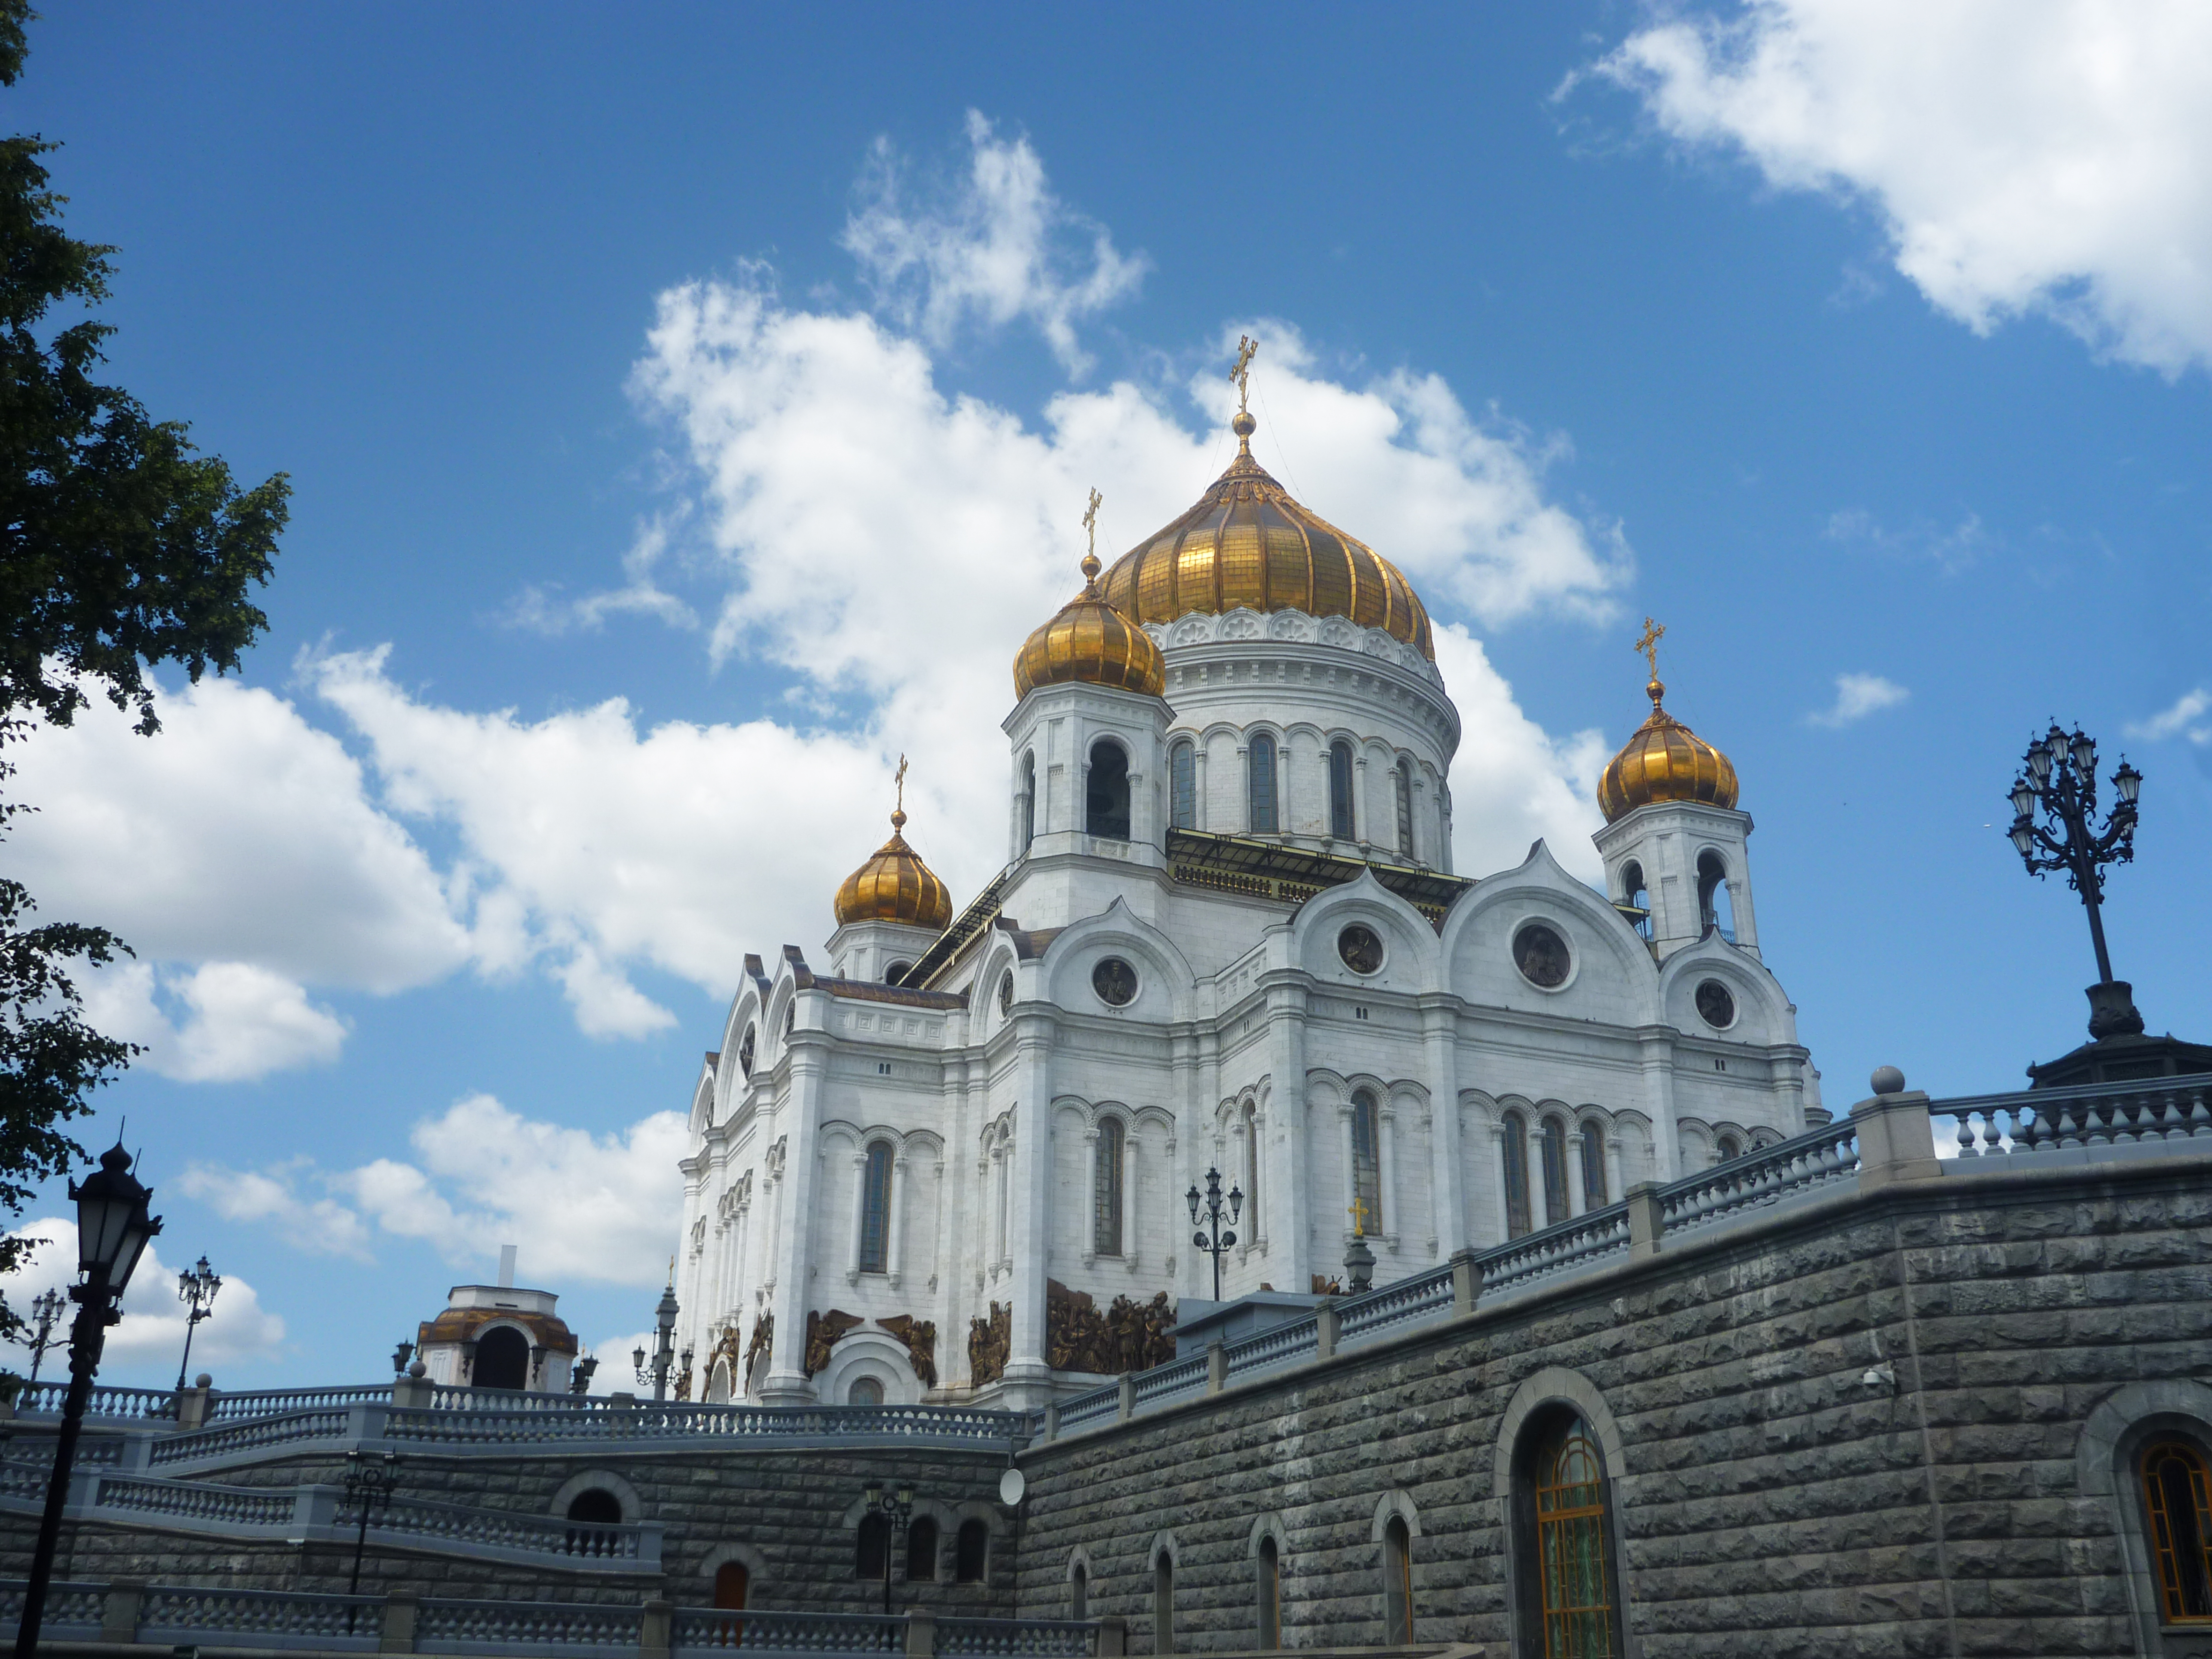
[878, 1314, 938, 1389]
[804, 1309, 863, 1377]
[1046, 1279, 1176, 1374]
[968, 1302, 1010, 1386]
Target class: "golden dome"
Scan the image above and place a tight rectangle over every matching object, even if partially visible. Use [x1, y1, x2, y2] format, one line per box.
[1598, 672, 1740, 822]
[1097, 412, 1435, 659]
[833, 794, 954, 930]
[1012, 547, 1167, 700]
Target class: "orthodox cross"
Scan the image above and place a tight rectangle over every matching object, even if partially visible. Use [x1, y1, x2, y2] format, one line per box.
[1349, 1194, 1372, 1238]
[894, 754, 908, 816]
[1083, 487, 1101, 558]
[1231, 334, 1258, 412]
[1635, 615, 1666, 683]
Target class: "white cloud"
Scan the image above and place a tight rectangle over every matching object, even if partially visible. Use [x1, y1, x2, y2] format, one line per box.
[188, 1094, 687, 1289]
[86, 961, 348, 1084]
[1825, 507, 1992, 573]
[1432, 625, 1607, 878]
[1594, 2, 2212, 373]
[1808, 672, 1910, 728]
[0, 1221, 287, 1378]
[843, 111, 1148, 375]
[2126, 687, 2212, 744]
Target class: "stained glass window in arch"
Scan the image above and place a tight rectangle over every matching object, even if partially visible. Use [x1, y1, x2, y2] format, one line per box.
[1394, 759, 1415, 857]
[858, 1142, 893, 1274]
[1328, 740, 1355, 840]
[2145, 1438, 2212, 1621]
[1249, 734, 1279, 833]
[1170, 740, 1197, 830]
[1535, 1419, 1616, 1659]
[1580, 1123, 1607, 1209]
[1094, 1117, 1125, 1258]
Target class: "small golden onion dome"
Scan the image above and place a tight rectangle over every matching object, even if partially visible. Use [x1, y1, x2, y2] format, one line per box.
[1012, 547, 1167, 700]
[1096, 411, 1435, 659]
[833, 806, 954, 930]
[1598, 675, 1740, 822]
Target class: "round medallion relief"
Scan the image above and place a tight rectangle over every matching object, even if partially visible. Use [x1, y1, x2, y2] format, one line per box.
[997, 972, 1014, 1015]
[1337, 924, 1385, 975]
[1091, 958, 1139, 1007]
[1512, 923, 1571, 989]
[737, 1025, 756, 1079]
[1696, 979, 1737, 1029]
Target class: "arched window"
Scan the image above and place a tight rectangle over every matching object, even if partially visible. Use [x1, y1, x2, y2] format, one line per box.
[884, 960, 911, 986]
[1619, 861, 1652, 942]
[1243, 1103, 1262, 1237]
[1698, 850, 1735, 941]
[1501, 1112, 1531, 1239]
[1153, 1550, 1175, 1655]
[847, 1376, 884, 1405]
[2144, 1439, 2212, 1622]
[1087, 740, 1131, 840]
[1350, 1090, 1382, 1236]
[1382, 1516, 1413, 1645]
[1256, 1535, 1281, 1650]
[1540, 1118, 1570, 1227]
[1715, 1134, 1741, 1165]
[473, 1326, 529, 1391]
[1094, 1117, 1125, 1258]
[856, 1513, 891, 1581]
[907, 1517, 939, 1582]
[1328, 741, 1355, 840]
[1070, 1562, 1088, 1619]
[858, 1142, 894, 1274]
[1394, 759, 1416, 858]
[567, 1488, 622, 1524]
[1170, 740, 1196, 831]
[1526, 1416, 1620, 1659]
[1581, 1123, 1607, 1209]
[1249, 734, 1279, 833]
[1020, 751, 1037, 849]
[712, 1560, 749, 1610]
[955, 1519, 989, 1584]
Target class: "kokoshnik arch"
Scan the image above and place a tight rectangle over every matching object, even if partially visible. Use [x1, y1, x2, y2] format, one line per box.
[673, 396, 1812, 1411]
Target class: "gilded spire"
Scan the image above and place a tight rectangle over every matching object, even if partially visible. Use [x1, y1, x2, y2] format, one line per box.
[1081, 487, 1103, 586]
[1229, 334, 1259, 452]
[1635, 615, 1667, 708]
[892, 753, 908, 831]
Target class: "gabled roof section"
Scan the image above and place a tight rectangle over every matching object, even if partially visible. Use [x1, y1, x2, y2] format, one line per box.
[1166, 828, 1472, 931]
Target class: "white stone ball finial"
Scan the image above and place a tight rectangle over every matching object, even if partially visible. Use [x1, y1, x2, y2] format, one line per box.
[1870, 1065, 1906, 1096]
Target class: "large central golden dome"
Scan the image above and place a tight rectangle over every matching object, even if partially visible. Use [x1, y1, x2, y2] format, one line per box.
[1097, 413, 1435, 659]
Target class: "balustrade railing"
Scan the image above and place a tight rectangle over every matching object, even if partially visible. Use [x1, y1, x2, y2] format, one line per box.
[1222, 1315, 1317, 1380]
[415, 1596, 643, 1654]
[671, 1607, 902, 1653]
[1658, 1116, 1861, 1238]
[96, 1472, 298, 1528]
[10, 1380, 175, 1419]
[1053, 1385, 1119, 1433]
[385, 1401, 1025, 1448]
[0, 1579, 103, 1635]
[1129, 1352, 1206, 1408]
[934, 1616, 1095, 1657]
[357, 1491, 653, 1563]
[206, 1383, 396, 1420]
[138, 1584, 383, 1649]
[1939, 1069, 2212, 1157]
[1337, 1261, 1454, 1341]
[148, 1406, 354, 1465]
[1481, 1205, 1630, 1298]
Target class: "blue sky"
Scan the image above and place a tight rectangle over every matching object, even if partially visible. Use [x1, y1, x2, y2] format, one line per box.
[2, 2, 2207, 1387]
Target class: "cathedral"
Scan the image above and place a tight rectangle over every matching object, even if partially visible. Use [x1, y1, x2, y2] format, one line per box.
[673, 395, 1821, 1412]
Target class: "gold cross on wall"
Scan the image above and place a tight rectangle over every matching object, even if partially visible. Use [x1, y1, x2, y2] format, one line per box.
[1231, 334, 1258, 412]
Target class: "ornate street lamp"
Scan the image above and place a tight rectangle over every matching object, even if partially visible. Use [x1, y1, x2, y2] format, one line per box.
[1185, 1167, 1243, 1302]
[342, 1449, 403, 1629]
[22, 1287, 65, 1388]
[569, 1351, 599, 1395]
[634, 1274, 680, 1400]
[391, 1340, 415, 1375]
[174, 1254, 221, 1391]
[15, 1143, 162, 1659]
[2006, 722, 2144, 1039]
[862, 1482, 915, 1614]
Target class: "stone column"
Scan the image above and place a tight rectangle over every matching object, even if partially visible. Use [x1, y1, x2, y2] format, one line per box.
[887, 1151, 909, 1290]
[1336, 1100, 1357, 1246]
[1123, 1130, 1142, 1271]
[1422, 1000, 1467, 1255]
[1488, 1120, 1512, 1243]
[1265, 974, 1312, 1289]
[761, 1011, 826, 1403]
[1081, 1128, 1100, 1266]
[1194, 745, 1209, 832]
[1603, 1135, 1625, 1207]
[845, 1150, 869, 1284]
[1002, 1021, 1056, 1404]
[1639, 1032, 1682, 1182]
[1524, 1128, 1546, 1231]
[1565, 1131, 1588, 1218]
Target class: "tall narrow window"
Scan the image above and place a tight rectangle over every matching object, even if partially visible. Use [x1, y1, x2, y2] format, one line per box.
[1620, 861, 1652, 942]
[956, 1519, 989, 1584]
[856, 1513, 891, 1581]
[1087, 740, 1131, 840]
[1243, 1105, 1262, 1237]
[1170, 740, 1197, 831]
[1501, 1112, 1531, 1239]
[859, 1141, 893, 1274]
[1094, 1117, 1125, 1257]
[1698, 850, 1734, 941]
[1328, 741, 1355, 840]
[1153, 1551, 1175, 1655]
[1394, 759, 1415, 858]
[1071, 1563, 1088, 1619]
[1256, 1535, 1280, 1650]
[1382, 1517, 1413, 1645]
[1350, 1090, 1382, 1237]
[2144, 1439, 2212, 1622]
[907, 1517, 939, 1582]
[1581, 1123, 1607, 1209]
[1534, 1419, 1616, 1659]
[1540, 1119, 1569, 1227]
[1020, 751, 1037, 849]
[1249, 734, 1279, 833]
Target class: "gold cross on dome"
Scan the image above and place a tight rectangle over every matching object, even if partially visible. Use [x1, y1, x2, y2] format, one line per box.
[1083, 487, 1101, 558]
[1635, 616, 1666, 682]
[894, 753, 908, 814]
[1231, 334, 1258, 412]
[1349, 1194, 1371, 1237]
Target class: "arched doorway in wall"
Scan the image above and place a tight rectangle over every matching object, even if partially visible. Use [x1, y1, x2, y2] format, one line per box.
[473, 1326, 529, 1391]
[1087, 740, 1131, 839]
[1512, 1408, 1625, 1659]
[713, 1561, 749, 1610]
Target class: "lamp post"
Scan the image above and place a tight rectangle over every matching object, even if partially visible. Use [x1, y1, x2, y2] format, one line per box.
[391, 1340, 414, 1375]
[22, 1287, 65, 1388]
[634, 1275, 680, 1401]
[568, 1351, 599, 1395]
[1185, 1167, 1243, 1302]
[862, 1482, 914, 1614]
[15, 1143, 161, 1659]
[341, 1449, 403, 1629]
[2007, 722, 2144, 1039]
[173, 1254, 221, 1392]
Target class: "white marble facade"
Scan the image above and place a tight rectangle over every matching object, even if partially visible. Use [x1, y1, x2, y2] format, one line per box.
[673, 605, 1819, 1410]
